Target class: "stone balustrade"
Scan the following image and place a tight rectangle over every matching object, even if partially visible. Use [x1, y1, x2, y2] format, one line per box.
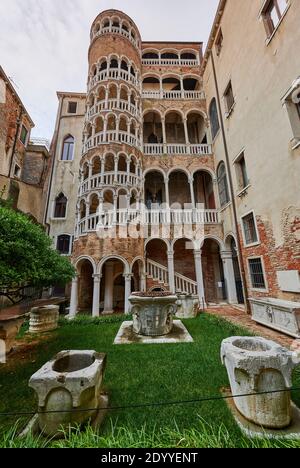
[143, 143, 212, 156]
[142, 90, 205, 100]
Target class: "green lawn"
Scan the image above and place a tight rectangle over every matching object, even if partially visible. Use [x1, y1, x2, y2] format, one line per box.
[0, 314, 299, 448]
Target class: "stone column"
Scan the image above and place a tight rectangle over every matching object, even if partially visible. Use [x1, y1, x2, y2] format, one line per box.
[124, 274, 132, 315]
[189, 177, 195, 209]
[85, 202, 90, 233]
[103, 118, 108, 143]
[162, 117, 167, 153]
[183, 118, 190, 145]
[221, 250, 238, 304]
[88, 163, 93, 191]
[114, 156, 118, 183]
[140, 273, 147, 292]
[69, 276, 79, 317]
[105, 87, 109, 108]
[103, 262, 114, 315]
[167, 250, 175, 293]
[92, 274, 101, 317]
[180, 76, 185, 99]
[100, 157, 105, 184]
[194, 249, 206, 308]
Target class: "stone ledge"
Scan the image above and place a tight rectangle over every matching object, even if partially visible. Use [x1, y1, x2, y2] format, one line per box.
[114, 320, 194, 345]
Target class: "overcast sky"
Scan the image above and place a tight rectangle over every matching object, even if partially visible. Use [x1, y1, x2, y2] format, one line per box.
[0, 0, 219, 140]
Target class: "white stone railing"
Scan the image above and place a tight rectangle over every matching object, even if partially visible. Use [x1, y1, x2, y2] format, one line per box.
[142, 58, 199, 67]
[79, 172, 141, 196]
[175, 272, 198, 295]
[146, 259, 198, 295]
[83, 131, 142, 153]
[142, 90, 205, 100]
[143, 143, 212, 156]
[77, 208, 220, 236]
[88, 99, 140, 119]
[88, 69, 140, 91]
[146, 259, 169, 286]
[92, 26, 140, 51]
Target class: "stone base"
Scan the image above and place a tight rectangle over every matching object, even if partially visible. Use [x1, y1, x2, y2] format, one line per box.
[0, 317, 25, 354]
[114, 320, 194, 345]
[223, 389, 300, 440]
[19, 393, 109, 440]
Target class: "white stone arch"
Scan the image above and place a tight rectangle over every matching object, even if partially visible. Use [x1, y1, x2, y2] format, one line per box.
[171, 236, 196, 250]
[167, 166, 191, 179]
[142, 72, 161, 82]
[184, 108, 208, 121]
[116, 186, 129, 196]
[130, 256, 145, 273]
[142, 108, 163, 120]
[75, 255, 97, 275]
[224, 232, 238, 250]
[164, 108, 185, 121]
[202, 235, 226, 251]
[142, 48, 160, 57]
[192, 167, 216, 180]
[144, 237, 171, 251]
[88, 191, 101, 204]
[143, 167, 166, 179]
[161, 72, 182, 81]
[179, 48, 198, 58]
[97, 255, 130, 275]
[160, 48, 180, 57]
[101, 187, 116, 198]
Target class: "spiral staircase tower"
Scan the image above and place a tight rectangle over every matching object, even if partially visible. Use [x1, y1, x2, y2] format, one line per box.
[72, 10, 144, 316]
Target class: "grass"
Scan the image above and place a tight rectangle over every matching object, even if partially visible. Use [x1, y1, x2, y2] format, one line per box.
[0, 314, 299, 448]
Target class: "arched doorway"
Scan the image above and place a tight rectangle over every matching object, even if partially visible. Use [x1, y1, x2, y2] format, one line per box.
[146, 239, 168, 290]
[100, 258, 127, 314]
[202, 239, 226, 304]
[77, 259, 94, 314]
[226, 235, 245, 304]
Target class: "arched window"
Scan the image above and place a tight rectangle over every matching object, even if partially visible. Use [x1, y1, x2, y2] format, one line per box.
[54, 193, 68, 218]
[61, 135, 74, 161]
[209, 98, 220, 139]
[56, 235, 72, 255]
[217, 163, 230, 207]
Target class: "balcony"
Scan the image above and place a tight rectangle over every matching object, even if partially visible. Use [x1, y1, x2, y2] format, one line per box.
[79, 172, 141, 196]
[143, 143, 212, 156]
[142, 90, 205, 100]
[88, 69, 140, 92]
[88, 99, 140, 120]
[142, 58, 199, 67]
[76, 208, 220, 236]
[83, 130, 142, 154]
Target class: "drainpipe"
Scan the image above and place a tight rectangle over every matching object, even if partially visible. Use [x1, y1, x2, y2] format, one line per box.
[210, 52, 250, 314]
[8, 106, 23, 177]
[43, 96, 64, 231]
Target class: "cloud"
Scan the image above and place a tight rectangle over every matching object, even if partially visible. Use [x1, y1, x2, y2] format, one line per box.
[0, 0, 218, 139]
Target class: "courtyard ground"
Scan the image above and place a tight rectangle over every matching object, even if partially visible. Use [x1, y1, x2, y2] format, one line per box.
[0, 313, 299, 448]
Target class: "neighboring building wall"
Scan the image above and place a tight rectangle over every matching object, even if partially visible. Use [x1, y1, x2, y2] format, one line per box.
[202, 0, 300, 302]
[46, 93, 85, 255]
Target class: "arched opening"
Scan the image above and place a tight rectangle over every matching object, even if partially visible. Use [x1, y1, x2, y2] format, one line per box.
[61, 135, 74, 161]
[120, 86, 128, 101]
[90, 194, 99, 215]
[121, 60, 128, 72]
[83, 163, 89, 180]
[193, 171, 216, 209]
[122, 22, 129, 33]
[181, 52, 197, 60]
[217, 162, 230, 208]
[130, 189, 138, 208]
[143, 76, 160, 92]
[100, 259, 126, 314]
[132, 259, 144, 293]
[142, 52, 159, 60]
[99, 60, 107, 72]
[108, 84, 118, 100]
[145, 171, 165, 208]
[92, 157, 101, 176]
[54, 193, 67, 218]
[183, 77, 200, 91]
[130, 156, 136, 174]
[97, 86, 106, 102]
[174, 238, 196, 285]
[165, 111, 185, 144]
[161, 52, 179, 60]
[202, 239, 226, 304]
[130, 90, 136, 106]
[107, 114, 116, 132]
[130, 120, 136, 135]
[80, 200, 86, 220]
[119, 116, 128, 133]
[162, 77, 181, 92]
[130, 66, 136, 77]
[117, 189, 128, 210]
[110, 58, 119, 69]
[77, 259, 94, 314]
[209, 98, 220, 139]
[226, 236, 245, 304]
[118, 154, 127, 172]
[169, 171, 191, 208]
[146, 239, 168, 290]
[95, 117, 104, 134]
[112, 19, 120, 29]
[143, 111, 162, 144]
[187, 112, 207, 144]
[105, 153, 115, 172]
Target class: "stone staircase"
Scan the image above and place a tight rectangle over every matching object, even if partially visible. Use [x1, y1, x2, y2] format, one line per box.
[146, 259, 198, 295]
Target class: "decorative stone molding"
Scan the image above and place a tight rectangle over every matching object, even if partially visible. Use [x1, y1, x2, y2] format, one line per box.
[29, 350, 107, 436]
[221, 336, 296, 429]
[29, 305, 59, 334]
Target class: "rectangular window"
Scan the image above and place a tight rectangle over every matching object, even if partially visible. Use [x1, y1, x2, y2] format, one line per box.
[242, 212, 258, 245]
[262, 0, 288, 38]
[215, 29, 223, 56]
[68, 102, 77, 114]
[235, 152, 249, 191]
[248, 258, 266, 289]
[282, 84, 300, 147]
[20, 125, 28, 145]
[56, 235, 71, 255]
[224, 81, 235, 115]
